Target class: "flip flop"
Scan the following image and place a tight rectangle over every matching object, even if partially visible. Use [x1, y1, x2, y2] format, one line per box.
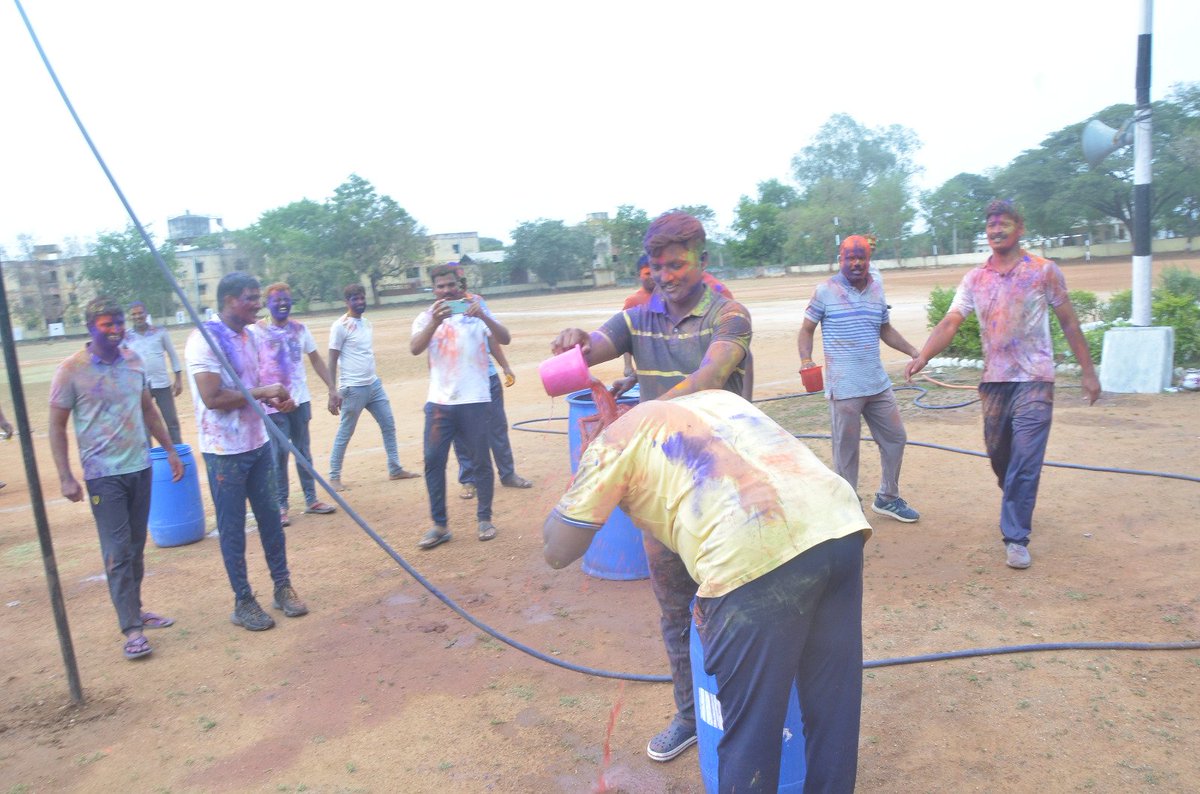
[141, 611, 175, 629]
[477, 521, 497, 541]
[418, 526, 451, 549]
[389, 469, 421, 480]
[123, 634, 152, 660]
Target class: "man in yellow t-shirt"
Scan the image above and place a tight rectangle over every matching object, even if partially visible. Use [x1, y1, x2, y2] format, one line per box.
[543, 390, 870, 792]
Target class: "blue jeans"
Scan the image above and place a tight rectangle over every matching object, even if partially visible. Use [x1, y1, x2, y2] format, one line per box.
[979, 382, 1054, 546]
[644, 534, 699, 732]
[86, 468, 152, 634]
[203, 444, 291, 601]
[424, 401, 492, 526]
[697, 533, 865, 794]
[328, 378, 403, 480]
[269, 401, 317, 507]
[454, 374, 516, 483]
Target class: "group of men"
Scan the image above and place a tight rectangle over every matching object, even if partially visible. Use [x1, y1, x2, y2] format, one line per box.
[543, 201, 1098, 791]
[43, 198, 1098, 791]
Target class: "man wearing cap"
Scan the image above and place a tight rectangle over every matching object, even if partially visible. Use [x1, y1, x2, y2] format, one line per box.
[797, 234, 921, 523]
[49, 297, 184, 660]
[255, 282, 339, 525]
[122, 300, 184, 445]
[551, 210, 751, 763]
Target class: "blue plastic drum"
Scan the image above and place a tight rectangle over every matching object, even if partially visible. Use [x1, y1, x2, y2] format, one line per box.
[148, 444, 206, 547]
[690, 610, 806, 792]
[565, 387, 649, 580]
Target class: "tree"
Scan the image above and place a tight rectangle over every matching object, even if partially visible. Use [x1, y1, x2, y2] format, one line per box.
[728, 179, 798, 267]
[82, 225, 180, 318]
[478, 237, 505, 252]
[783, 114, 923, 264]
[327, 174, 430, 304]
[233, 200, 344, 307]
[504, 219, 594, 288]
[604, 205, 650, 276]
[922, 172, 994, 254]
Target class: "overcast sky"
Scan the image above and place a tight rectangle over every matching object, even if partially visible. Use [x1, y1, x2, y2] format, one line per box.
[2, 0, 1198, 255]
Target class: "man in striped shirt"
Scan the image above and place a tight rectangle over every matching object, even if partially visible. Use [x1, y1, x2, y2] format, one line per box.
[552, 210, 751, 764]
[797, 235, 922, 523]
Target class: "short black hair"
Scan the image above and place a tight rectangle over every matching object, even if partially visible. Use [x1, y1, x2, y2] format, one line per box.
[343, 283, 366, 300]
[85, 296, 123, 327]
[217, 272, 260, 308]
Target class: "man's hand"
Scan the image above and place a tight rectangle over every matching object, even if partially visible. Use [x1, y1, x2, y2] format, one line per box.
[464, 296, 484, 318]
[61, 475, 83, 502]
[551, 328, 590, 355]
[502, 367, 516, 388]
[904, 356, 928, 383]
[328, 392, 343, 415]
[609, 375, 637, 398]
[1081, 371, 1101, 405]
[431, 298, 453, 326]
[172, 374, 183, 397]
[167, 449, 185, 482]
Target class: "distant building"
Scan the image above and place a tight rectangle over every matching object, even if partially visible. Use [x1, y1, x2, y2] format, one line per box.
[0, 244, 90, 331]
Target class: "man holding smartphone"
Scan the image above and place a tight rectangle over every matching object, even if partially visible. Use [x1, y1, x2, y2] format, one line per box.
[410, 263, 512, 549]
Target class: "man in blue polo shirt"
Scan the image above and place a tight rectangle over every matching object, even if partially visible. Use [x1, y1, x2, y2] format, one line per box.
[797, 234, 921, 522]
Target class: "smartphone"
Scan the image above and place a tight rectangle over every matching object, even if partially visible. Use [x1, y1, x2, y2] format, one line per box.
[447, 299, 469, 315]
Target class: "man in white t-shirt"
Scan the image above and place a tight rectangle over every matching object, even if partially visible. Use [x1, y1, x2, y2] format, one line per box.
[255, 282, 339, 525]
[185, 272, 307, 632]
[327, 283, 420, 491]
[409, 264, 512, 549]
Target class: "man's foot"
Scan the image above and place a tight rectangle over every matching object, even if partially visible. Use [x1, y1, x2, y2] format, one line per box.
[646, 717, 697, 762]
[230, 595, 276, 631]
[123, 633, 152, 660]
[272, 583, 309, 617]
[389, 468, 420, 480]
[500, 474, 533, 489]
[477, 521, 497, 541]
[305, 501, 337, 515]
[460, 484, 476, 499]
[140, 611, 175, 629]
[280, 507, 291, 527]
[330, 478, 348, 492]
[871, 495, 919, 523]
[418, 526, 452, 549]
[0, 481, 6, 491]
[1006, 542, 1032, 569]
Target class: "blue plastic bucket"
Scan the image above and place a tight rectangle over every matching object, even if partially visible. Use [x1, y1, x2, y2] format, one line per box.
[690, 611, 806, 792]
[148, 444, 206, 547]
[565, 387, 649, 581]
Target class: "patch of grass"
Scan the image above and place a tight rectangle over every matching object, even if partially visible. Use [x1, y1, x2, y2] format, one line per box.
[1017, 700, 1031, 709]
[1066, 591, 1089, 601]
[198, 716, 216, 732]
[1013, 659, 1035, 671]
[438, 761, 454, 771]
[559, 696, 579, 707]
[75, 751, 106, 765]
[511, 685, 535, 701]
[346, 762, 357, 773]
[1162, 614, 1181, 624]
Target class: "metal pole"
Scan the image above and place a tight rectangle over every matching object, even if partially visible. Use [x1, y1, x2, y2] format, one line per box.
[1131, 0, 1153, 326]
[0, 259, 85, 705]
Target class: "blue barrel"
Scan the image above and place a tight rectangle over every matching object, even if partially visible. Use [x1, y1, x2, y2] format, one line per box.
[565, 388, 649, 580]
[691, 612, 806, 792]
[148, 444, 206, 547]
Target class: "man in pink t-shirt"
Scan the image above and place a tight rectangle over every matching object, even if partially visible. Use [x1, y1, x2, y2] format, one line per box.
[907, 200, 1099, 570]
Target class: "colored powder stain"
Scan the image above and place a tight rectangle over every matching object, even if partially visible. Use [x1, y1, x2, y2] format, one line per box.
[661, 432, 716, 486]
[594, 681, 625, 793]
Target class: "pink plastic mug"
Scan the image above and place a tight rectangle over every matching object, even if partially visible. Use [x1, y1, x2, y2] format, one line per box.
[539, 345, 590, 397]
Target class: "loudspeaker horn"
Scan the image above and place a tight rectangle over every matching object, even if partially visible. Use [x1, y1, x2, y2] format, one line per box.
[1082, 119, 1133, 169]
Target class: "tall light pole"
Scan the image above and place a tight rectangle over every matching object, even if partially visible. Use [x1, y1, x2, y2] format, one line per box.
[1130, 0, 1153, 327]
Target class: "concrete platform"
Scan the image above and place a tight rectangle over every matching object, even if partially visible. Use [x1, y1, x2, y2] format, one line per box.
[1099, 326, 1175, 393]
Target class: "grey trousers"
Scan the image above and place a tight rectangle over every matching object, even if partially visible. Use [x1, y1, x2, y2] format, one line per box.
[829, 387, 907, 500]
[85, 468, 152, 635]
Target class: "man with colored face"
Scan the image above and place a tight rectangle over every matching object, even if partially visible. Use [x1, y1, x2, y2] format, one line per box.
[327, 283, 420, 491]
[122, 301, 184, 445]
[906, 200, 1100, 569]
[254, 283, 338, 525]
[186, 272, 307, 631]
[543, 391, 870, 792]
[551, 211, 752, 763]
[49, 297, 184, 660]
[797, 234, 922, 523]
[410, 263, 513, 549]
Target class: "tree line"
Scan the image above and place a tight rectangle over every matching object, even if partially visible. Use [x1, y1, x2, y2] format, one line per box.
[22, 81, 1200, 311]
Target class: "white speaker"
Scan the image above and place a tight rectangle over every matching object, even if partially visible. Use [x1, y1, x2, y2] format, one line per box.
[1082, 119, 1133, 169]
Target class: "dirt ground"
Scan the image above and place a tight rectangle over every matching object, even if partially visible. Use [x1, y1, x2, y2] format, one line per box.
[0, 255, 1197, 794]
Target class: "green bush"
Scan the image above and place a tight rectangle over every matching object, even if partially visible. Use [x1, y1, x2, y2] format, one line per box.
[1102, 290, 1132, 323]
[1050, 290, 1103, 364]
[1159, 267, 1200, 302]
[1152, 290, 1200, 367]
[925, 286, 982, 359]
